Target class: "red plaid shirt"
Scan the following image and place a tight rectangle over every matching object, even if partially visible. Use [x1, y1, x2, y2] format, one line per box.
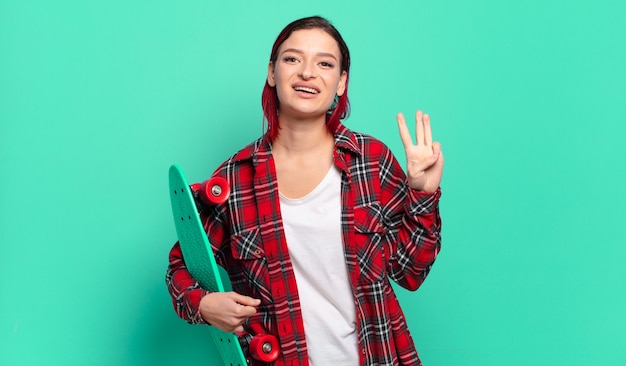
[166, 122, 442, 365]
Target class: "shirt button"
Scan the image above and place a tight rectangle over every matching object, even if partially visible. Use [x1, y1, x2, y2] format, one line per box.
[254, 249, 261, 255]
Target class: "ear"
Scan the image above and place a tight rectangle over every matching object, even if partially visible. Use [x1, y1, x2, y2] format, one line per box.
[336, 70, 347, 96]
[267, 62, 276, 87]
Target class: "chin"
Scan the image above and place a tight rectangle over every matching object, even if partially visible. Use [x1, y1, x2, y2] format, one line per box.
[282, 105, 327, 119]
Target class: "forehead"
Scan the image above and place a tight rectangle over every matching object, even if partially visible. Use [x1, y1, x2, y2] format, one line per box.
[278, 28, 341, 57]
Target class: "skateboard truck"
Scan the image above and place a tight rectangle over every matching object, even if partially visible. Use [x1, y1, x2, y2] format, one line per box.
[190, 176, 230, 205]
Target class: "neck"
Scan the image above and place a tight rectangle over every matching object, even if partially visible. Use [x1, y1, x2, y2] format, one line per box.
[273, 115, 333, 153]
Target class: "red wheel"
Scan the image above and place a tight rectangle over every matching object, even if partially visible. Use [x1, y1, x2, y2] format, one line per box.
[249, 334, 280, 362]
[198, 176, 230, 205]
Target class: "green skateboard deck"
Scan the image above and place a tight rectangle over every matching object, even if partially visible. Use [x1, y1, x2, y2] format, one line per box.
[168, 164, 248, 366]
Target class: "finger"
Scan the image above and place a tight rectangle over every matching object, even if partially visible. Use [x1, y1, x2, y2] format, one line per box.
[236, 304, 258, 319]
[431, 142, 444, 173]
[432, 141, 441, 156]
[428, 142, 441, 165]
[415, 110, 425, 146]
[230, 292, 261, 307]
[396, 112, 414, 149]
[424, 113, 432, 146]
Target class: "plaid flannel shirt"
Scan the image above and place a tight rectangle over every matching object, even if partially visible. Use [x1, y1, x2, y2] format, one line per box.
[166, 122, 442, 365]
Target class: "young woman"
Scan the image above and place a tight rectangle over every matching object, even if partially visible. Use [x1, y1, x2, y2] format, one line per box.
[167, 16, 444, 366]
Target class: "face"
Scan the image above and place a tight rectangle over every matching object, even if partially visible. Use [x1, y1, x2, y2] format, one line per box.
[267, 28, 347, 120]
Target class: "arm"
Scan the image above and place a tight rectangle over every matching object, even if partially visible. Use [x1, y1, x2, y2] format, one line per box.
[381, 110, 444, 290]
[380, 148, 442, 290]
[165, 242, 210, 324]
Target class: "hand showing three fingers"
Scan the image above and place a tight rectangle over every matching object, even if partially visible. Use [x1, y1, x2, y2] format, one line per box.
[397, 110, 444, 192]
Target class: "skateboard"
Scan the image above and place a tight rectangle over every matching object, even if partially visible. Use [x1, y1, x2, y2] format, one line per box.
[168, 164, 280, 365]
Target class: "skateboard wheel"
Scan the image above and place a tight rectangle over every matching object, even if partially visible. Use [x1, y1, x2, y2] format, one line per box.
[249, 334, 280, 362]
[198, 176, 230, 205]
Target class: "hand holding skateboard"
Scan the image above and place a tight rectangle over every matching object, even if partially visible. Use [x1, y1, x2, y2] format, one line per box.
[199, 292, 260, 333]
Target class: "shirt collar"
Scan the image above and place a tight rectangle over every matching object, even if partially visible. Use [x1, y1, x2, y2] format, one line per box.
[230, 121, 363, 165]
[333, 122, 362, 156]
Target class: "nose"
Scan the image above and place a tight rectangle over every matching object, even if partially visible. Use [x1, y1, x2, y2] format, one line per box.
[298, 61, 315, 79]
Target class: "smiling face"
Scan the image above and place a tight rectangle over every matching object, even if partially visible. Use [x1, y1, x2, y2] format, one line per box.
[267, 28, 347, 122]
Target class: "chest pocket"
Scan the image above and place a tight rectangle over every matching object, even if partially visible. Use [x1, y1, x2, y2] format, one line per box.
[354, 203, 387, 283]
[231, 227, 264, 260]
[229, 227, 269, 297]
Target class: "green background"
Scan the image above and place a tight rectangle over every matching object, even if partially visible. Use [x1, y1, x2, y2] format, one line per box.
[1, 0, 625, 365]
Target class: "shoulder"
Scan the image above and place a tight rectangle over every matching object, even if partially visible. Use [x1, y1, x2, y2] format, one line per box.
[211, 135, 268, 177]
[336, 124, 393, 162]
[356, 132, 391, 157]
[335, 125, 390, 159]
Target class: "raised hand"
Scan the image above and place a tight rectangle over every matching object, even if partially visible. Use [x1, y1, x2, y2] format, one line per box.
[396, 110, 444, 192]
[199, 292, 261, 333]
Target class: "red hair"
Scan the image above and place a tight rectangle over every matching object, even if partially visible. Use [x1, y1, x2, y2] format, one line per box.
[261, 16, 351, 141]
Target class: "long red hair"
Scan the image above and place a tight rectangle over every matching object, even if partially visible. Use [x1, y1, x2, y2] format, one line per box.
[261, 16, 351, 141]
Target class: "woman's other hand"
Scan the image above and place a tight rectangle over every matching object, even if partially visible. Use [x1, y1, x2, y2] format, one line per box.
[396, 110, 444, 192]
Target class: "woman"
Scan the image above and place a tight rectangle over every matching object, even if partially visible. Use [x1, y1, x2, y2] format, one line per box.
[167, 16, 444, 366]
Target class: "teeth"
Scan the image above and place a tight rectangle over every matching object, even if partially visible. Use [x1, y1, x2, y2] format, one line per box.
[294, 87, 318, 94]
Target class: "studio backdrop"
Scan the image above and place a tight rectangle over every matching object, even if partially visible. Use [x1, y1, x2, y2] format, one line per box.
[1, 1, 625, 365]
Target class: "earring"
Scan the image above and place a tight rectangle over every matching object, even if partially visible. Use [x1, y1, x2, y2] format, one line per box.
[327, 95, 339, 114]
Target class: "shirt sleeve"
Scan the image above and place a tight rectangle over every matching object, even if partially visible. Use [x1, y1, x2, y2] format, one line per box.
[379, 146, 442, 291]
[165, 242, 210, 324]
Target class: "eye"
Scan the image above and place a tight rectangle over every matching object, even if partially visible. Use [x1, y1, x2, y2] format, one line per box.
[319, 61, 335, 68]
[282, 56, 298, 63]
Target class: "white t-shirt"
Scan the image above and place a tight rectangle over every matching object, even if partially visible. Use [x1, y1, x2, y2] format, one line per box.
[279, 166, 359, 365]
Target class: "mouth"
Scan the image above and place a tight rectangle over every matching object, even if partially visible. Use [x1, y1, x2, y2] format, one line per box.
[293, 85, 320, 94]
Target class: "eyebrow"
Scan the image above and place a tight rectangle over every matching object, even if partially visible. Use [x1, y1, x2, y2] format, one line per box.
[280, 48, 338, 60]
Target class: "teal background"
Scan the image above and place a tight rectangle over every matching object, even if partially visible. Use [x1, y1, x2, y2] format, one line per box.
[1, 0, 625, 365]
